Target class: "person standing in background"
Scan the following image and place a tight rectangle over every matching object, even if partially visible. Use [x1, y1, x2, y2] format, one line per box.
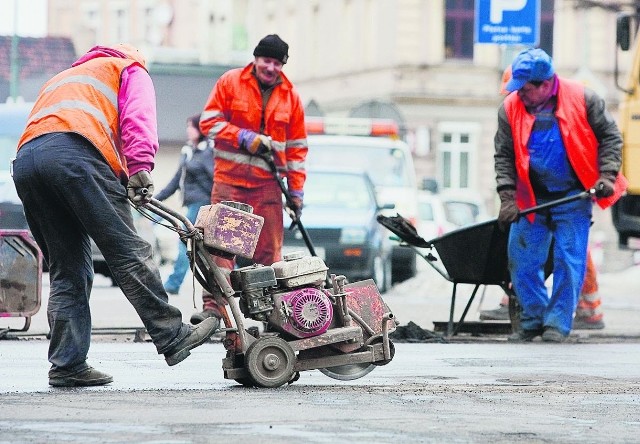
[155, 114, 214, 295]
[481, 62, 607, 331]
[494, 48, 626, 342]
[193, 34, 308, 325]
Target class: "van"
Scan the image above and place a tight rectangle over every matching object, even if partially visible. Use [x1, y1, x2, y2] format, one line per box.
[304, 117, 420, 283]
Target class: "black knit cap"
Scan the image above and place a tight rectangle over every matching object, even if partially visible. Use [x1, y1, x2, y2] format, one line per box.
[253, 34, 289, 64]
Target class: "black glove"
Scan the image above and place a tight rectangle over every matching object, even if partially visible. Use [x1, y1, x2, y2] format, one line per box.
[497, 189, 519, 231]
[127, 170, 154, 205]
[287, 196, 303, 222]
[594, 171, 616, 198]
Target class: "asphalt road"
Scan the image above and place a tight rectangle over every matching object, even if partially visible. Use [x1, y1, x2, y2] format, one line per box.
[2, 205, 639, 443]
[1, 341, 640, 443]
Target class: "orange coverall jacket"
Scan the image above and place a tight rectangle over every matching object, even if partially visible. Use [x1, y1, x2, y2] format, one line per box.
[200, 63, 308, 194]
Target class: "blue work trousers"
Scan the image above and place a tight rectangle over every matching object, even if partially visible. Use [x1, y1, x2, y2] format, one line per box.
[508, 196, 592, 335]
[164, 202, 208, 291]
[12, 133, 190, 373]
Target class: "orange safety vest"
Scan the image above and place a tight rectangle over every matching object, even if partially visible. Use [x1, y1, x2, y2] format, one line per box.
[18, 57, 138, 182]
[504, 78, 627, 221]
[200, 63, 308, 192]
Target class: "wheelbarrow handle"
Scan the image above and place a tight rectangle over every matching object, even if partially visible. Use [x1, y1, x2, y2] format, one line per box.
[518, 189, 595, 217]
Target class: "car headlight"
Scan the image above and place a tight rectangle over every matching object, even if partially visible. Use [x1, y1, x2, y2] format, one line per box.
[340, 227, 367, 244]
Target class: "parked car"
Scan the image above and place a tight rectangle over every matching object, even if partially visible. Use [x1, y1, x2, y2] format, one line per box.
[416, 191, 456, 242]
[282, 168, 394, 293]
[439, 190, 491, 228]
[304, 117, 420, 284]
[0, 101, 168, 283]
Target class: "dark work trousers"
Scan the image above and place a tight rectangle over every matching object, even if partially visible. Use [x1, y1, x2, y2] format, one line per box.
[12, 133, 190, 373]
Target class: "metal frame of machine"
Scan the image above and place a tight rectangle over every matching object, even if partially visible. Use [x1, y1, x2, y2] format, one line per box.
[142, 198, 397, 388]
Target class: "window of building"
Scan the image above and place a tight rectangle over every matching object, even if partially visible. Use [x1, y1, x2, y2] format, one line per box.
[445, 0, 555, 60]
[445, 0, 475, 59]
[437, 122, 480, 190]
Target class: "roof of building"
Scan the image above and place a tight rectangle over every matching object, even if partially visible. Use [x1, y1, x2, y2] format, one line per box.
[0, 36, 77, 81]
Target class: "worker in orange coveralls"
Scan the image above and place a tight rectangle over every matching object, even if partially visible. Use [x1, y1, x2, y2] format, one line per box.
[193, 34, 308, 326]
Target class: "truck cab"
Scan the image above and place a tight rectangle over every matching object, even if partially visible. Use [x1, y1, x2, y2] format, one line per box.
[613, 14, 640, 247]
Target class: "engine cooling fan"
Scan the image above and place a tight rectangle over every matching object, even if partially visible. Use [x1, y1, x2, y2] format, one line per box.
[286, 287, 333, 335]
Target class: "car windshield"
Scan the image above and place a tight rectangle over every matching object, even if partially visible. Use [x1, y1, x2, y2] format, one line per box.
[307, 145, 411, 188]
[304, 172, 374, 211]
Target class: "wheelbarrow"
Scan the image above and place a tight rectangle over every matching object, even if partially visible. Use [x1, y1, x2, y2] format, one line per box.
[377, 190, 595, 337]
[0, 229, 43, 337]
[140, 198, 397, 388]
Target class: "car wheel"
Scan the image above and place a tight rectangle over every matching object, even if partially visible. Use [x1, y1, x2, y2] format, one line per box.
[371, 253, 390, 293]
[391, 253, 417, 284]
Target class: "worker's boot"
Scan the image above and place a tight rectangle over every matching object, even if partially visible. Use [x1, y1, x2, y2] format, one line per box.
[164, 317, 220, 366]
[49, 366, 113, 387]
[573, 291, 604, 330]
[480, 294, 510, 321]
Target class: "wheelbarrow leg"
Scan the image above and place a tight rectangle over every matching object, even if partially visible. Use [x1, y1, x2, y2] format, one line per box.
[447, 283, 457, 337]
[452, 284, 481, 336]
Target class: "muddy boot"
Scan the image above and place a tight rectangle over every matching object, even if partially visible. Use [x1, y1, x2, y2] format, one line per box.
[49, 366, 113, 387]
[480, 304, 509, 321]
[164, 317, 221, 366]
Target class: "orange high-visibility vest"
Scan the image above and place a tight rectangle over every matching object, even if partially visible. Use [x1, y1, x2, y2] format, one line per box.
[18, 57, 139, 182]
[504, 78, 627, 221]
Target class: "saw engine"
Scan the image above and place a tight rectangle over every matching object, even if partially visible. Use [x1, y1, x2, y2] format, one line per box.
[230, 252, 334, 338]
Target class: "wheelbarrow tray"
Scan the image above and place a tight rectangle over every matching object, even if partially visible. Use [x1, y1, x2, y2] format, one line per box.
[428, 218, 509, 286]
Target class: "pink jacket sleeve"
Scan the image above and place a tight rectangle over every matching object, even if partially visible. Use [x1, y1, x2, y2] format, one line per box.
[119, 65, 159, 176]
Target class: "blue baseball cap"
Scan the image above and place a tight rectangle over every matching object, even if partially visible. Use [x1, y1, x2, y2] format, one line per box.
[505, 48, 555, 92]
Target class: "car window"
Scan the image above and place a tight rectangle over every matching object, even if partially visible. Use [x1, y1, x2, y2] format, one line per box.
[444, 201, 478, 226]
[0, 135, 18, 173]
[304, 173, 374, 210]
[308, 145, 411, 188]
[418, 201, 434, 221]
[0, 104, 31, 174]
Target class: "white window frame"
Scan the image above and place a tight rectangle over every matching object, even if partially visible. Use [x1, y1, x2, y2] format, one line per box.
[436, 121, 481, 191]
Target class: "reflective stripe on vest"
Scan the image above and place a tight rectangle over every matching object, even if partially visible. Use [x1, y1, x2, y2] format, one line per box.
[18, 57, 137, 181]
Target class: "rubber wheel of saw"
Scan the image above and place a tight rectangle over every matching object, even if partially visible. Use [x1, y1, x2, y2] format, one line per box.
[245, 336, 296, 388]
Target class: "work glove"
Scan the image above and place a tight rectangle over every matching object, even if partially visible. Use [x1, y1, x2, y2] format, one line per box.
[497, 189, 519, 231]
[286, 192, 303, 225]
[127, 170, 154, 205]
[238, 129, 272, 155]
[594, 171, 617, 198]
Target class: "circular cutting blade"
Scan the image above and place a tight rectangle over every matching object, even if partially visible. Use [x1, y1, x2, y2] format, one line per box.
[318, 363, 376, 381]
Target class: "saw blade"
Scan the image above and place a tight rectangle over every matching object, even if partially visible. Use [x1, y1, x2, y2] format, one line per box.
[318, 363, 375, 381]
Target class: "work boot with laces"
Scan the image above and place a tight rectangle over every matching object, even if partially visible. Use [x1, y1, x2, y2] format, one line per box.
[479, 304, 509, 321]
[164, 317, 220, 366]
[49, 366, 113, 387]
[507, 327, 543, 343]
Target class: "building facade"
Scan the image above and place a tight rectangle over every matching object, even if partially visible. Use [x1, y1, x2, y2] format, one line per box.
[44, 0, 632, 210]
